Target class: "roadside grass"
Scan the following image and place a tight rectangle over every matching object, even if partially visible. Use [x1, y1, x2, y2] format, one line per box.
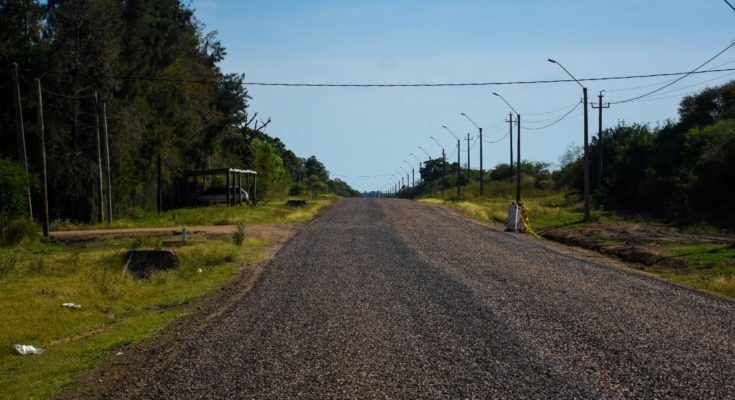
[418, 182, 735, 299]
[0, 234, 271, 399]
[419, 180, 589, 230]
[0, 194, 336, 398]
[50, 197, 333, 231]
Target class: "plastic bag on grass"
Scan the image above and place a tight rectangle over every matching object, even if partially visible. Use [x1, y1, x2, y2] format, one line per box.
[13, 344, 45, 355]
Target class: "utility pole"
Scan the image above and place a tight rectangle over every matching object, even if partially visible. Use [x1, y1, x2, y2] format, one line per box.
[465, 133, 472, 182]
[412, 168, 415, 187]
[506, 112, 515, 180]
[102, 103, 113, 222]
[35, 79, 49, 237]
[94, 91, 104, 223]
[479, 127, 483, 195]
[456, 139, 461, 197]
[583, 88, 590, 220]
[591, 91, 610, 187]
[516, 114, 521, 202]
[11, 62, 32, 217]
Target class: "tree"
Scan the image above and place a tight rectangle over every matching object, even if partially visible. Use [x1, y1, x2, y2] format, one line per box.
[327, 178, 360, 197]
[305, 156, 329, 182]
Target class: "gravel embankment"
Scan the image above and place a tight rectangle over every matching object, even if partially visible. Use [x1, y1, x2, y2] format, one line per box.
[67, 198, 735, 399]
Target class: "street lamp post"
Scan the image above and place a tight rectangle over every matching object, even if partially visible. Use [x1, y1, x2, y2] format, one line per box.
[409, 152, 422, 185]
[429, 136, 446, 162]
[548, 58, 590, 221]
[403, 161, 414, 188]
[493, 92, 521, 203]
[400, 166, 410, 191]
[461, 113, 483, 195]
[442, 125, 461, 197]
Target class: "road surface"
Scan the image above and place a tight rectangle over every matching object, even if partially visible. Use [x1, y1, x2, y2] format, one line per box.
[68, 198, 735, 398]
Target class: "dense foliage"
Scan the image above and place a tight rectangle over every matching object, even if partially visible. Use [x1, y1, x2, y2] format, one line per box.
[0, 0, 357, 225]
[556, 81, 735, 228]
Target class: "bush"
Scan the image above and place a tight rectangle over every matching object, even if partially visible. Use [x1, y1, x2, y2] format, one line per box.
[1, 217, 40, 247]
[288, 182, 307, 196]
[0, 159, 36, 242]
[232, 224, 246, 246]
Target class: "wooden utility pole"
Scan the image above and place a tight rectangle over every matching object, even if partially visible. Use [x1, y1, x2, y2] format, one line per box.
[93, 91, 104, 223]
[591, 91, 610, 187]
[102, 103, 112, 222]
[35, 79, 49, 237]
[11, 62, 32, 217]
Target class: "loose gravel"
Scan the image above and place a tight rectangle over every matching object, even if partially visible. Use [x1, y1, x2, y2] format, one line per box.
[68, 198, 735, 399]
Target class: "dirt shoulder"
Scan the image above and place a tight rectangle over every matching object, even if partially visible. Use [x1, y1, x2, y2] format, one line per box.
[540, 223, 734, 268]
[50, 224, 294, 243]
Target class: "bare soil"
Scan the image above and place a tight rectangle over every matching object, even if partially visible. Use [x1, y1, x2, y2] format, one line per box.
[50, 224, 295, 243]
[540, 223, 735, 269]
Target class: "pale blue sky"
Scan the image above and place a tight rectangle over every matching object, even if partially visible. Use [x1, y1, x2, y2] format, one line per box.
[191, 0, 734, 192]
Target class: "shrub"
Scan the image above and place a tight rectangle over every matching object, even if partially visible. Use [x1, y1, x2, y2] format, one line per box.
[289, 182, 307, 196]
[233, 224, 246, 246]
[1, 217, 40, 247]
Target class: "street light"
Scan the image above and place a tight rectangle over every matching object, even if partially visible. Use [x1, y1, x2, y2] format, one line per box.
[417, 146, 431, 160]
[429, 136, 446, 162]
[442, 125, 461, 197]
[493, 92, 521, 203]
[548, 58, 590, 221]
[400, 165, 410, 186]
[461, 113, 484, 195]
[403, 160, 414, 187]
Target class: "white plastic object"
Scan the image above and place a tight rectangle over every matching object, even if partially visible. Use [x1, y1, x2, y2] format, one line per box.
[62, 302, 81, 309]
[13, 344, 45, 355]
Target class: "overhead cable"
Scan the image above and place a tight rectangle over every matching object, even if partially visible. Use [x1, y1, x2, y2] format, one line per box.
[611, 41, 735, 104]
[40, 67, 735, 88]
[522, 101, 582, 131]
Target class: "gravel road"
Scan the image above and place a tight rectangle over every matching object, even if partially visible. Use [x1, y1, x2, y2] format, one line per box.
[71, 198, 735, 399]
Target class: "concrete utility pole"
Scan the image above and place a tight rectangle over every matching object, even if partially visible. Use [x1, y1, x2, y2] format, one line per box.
[461, 113, 483, 195]
[102, 102, 112, 222]
[548, 59, 590, 221]
[442, 125, 461, 197]
[11, 62, 32, 217]
[583, 87, 590, 219]
[591, 91, 610, 187]
[94, 91, 104, 223]
[516, 114, 521, 202]
[465, 133, 472, 182]
[506, 112, 515, 180]
[35, 79, 49, 237]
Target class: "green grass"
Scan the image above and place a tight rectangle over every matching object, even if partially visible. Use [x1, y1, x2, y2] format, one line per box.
[418, 181, 590, 231]
[0, 197, 337, 399]
[50, 197, 333, 231]
[0, 235, 270, 399]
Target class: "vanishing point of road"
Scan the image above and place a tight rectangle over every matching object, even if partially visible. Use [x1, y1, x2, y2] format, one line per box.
[72, 198, 735, 399]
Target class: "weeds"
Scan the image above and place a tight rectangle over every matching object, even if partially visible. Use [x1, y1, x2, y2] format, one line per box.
[233, 224, 246, 246]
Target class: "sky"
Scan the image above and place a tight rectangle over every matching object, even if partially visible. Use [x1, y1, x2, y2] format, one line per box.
[190, 0, 735, 192]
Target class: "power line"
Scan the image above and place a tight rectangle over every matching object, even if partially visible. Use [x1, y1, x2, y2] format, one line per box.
[484, 131, 510, 144]
[611, 41, 735, 104]
[522, 101, 582, 131]
[41, 67, 735, 88]
[724, 0, 735, 13]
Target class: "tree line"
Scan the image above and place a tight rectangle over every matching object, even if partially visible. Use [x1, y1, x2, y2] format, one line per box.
[396, 81, 734, 229]
[0, 0, 358, 237]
